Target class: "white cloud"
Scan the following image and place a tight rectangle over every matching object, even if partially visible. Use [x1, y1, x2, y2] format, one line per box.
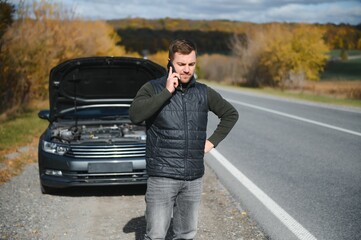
[264, 1, 361, 23]
[9, 0, 361, 24]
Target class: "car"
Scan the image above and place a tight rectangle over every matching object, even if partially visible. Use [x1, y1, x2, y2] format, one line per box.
[37, 56, 166, 194]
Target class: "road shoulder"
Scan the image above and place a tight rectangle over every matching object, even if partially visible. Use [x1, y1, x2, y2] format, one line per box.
[0, 162, 267, 239]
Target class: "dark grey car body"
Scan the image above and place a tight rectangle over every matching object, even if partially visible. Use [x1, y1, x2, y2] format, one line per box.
[38, 57, 166, 193]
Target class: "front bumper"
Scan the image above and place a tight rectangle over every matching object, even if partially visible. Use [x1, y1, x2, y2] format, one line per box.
[38, 150, 148, 188]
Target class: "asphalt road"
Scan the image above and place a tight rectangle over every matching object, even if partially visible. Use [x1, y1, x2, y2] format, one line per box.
[205, 85, 361, 240]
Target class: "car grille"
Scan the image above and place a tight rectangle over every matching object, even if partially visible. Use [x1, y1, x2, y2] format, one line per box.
[65, 143, 146, 158]
[63, 171, 148, 183]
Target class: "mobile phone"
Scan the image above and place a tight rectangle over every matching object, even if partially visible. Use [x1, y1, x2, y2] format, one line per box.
[167, 60, 177, 74]
[167, 60, 180, 86]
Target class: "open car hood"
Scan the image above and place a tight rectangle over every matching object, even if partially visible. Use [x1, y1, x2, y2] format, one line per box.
[48, 57, 166, 122]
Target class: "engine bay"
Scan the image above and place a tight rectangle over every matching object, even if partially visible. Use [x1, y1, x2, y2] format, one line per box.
[50, 123, 146, 143]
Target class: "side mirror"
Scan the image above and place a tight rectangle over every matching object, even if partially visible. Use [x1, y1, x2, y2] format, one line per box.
[38, 110, 50, 121]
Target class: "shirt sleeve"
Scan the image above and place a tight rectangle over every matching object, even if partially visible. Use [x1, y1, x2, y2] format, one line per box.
[207, 86, 239, 147]
[129, 81, 172, 124]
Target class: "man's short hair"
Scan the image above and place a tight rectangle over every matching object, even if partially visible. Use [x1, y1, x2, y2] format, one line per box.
[168, 39, 197, 60]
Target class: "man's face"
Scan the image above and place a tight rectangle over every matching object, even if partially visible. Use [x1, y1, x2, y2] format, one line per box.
[172, 51, 196, 84]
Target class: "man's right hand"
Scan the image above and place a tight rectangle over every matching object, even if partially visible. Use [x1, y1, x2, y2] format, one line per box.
[204, 140, 214, 153]
[166, 66, 180, 93]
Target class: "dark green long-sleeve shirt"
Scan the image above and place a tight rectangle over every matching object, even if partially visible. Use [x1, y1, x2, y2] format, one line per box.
[129, 80, 238, 147]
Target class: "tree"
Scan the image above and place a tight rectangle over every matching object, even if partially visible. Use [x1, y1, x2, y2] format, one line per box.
[0, 0, 14, 37]
[230, 30, 267, 86]
[322, 24, 361, 50]
[232, 24, 330, 88]
[0, 0, 133, 115]
[340, 49, 348, 61]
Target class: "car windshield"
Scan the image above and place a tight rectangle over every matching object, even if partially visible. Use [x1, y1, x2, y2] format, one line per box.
[61, 106, 129, 119]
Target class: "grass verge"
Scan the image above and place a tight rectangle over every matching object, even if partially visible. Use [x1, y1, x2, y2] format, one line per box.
[202, 80, 361, 108]
[0, 138, 39, 184]
[257, 87, 361, 108]
[0, 107, 48, 184]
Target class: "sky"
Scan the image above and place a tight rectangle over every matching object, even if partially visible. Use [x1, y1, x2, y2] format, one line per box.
[13, 0, 361, 25]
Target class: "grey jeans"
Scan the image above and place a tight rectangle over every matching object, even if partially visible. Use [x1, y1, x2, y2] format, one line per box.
[144, 176, 203, 240]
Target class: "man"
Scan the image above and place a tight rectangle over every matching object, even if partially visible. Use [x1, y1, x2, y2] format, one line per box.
[129, 39, 238, 240]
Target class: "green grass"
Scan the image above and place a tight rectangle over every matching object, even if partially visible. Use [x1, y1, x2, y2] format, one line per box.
[0, 110, 48, 151]
[322, 49, 361, 81]
[255, 87, 361, 108]
[347, 50, 361, 56]
[321, 60, 361, 81]
[0, 108, 49, 183]
[348, 58, 361, 63]
[328, 49, 361, 58]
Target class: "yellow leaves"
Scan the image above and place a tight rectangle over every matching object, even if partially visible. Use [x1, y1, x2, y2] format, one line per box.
[0, 0, 133, 114]
[148, 51, 169, 67]
[260, 24, 329, 84]
[232, 23, 330, 86]
[323, 24, 361, 50]
[357, 38, 361, 49]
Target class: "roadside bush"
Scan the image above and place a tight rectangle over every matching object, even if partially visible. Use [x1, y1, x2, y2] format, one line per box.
[147, 51, 168, 67]
[0, 0, 14, 38]
[198, 54, 242, 85]
[231, 24, 330, 88]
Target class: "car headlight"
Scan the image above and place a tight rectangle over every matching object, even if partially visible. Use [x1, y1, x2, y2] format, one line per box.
[42, 140, 69, 155]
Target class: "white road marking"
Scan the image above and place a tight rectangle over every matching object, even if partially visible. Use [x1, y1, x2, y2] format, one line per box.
[210, 149, 318, 240]
[228, 99, 361, 137]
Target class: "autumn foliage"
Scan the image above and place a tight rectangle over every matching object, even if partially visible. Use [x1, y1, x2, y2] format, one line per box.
[0, 0, 136, 116]
[109, 18, 361, 52]
[255, 24, 329, 87]
[215, 24, 328, 87]
[1, 2, 360, 117]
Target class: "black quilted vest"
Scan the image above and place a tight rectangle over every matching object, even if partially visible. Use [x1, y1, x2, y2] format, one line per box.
[146, 76, 208, 180]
